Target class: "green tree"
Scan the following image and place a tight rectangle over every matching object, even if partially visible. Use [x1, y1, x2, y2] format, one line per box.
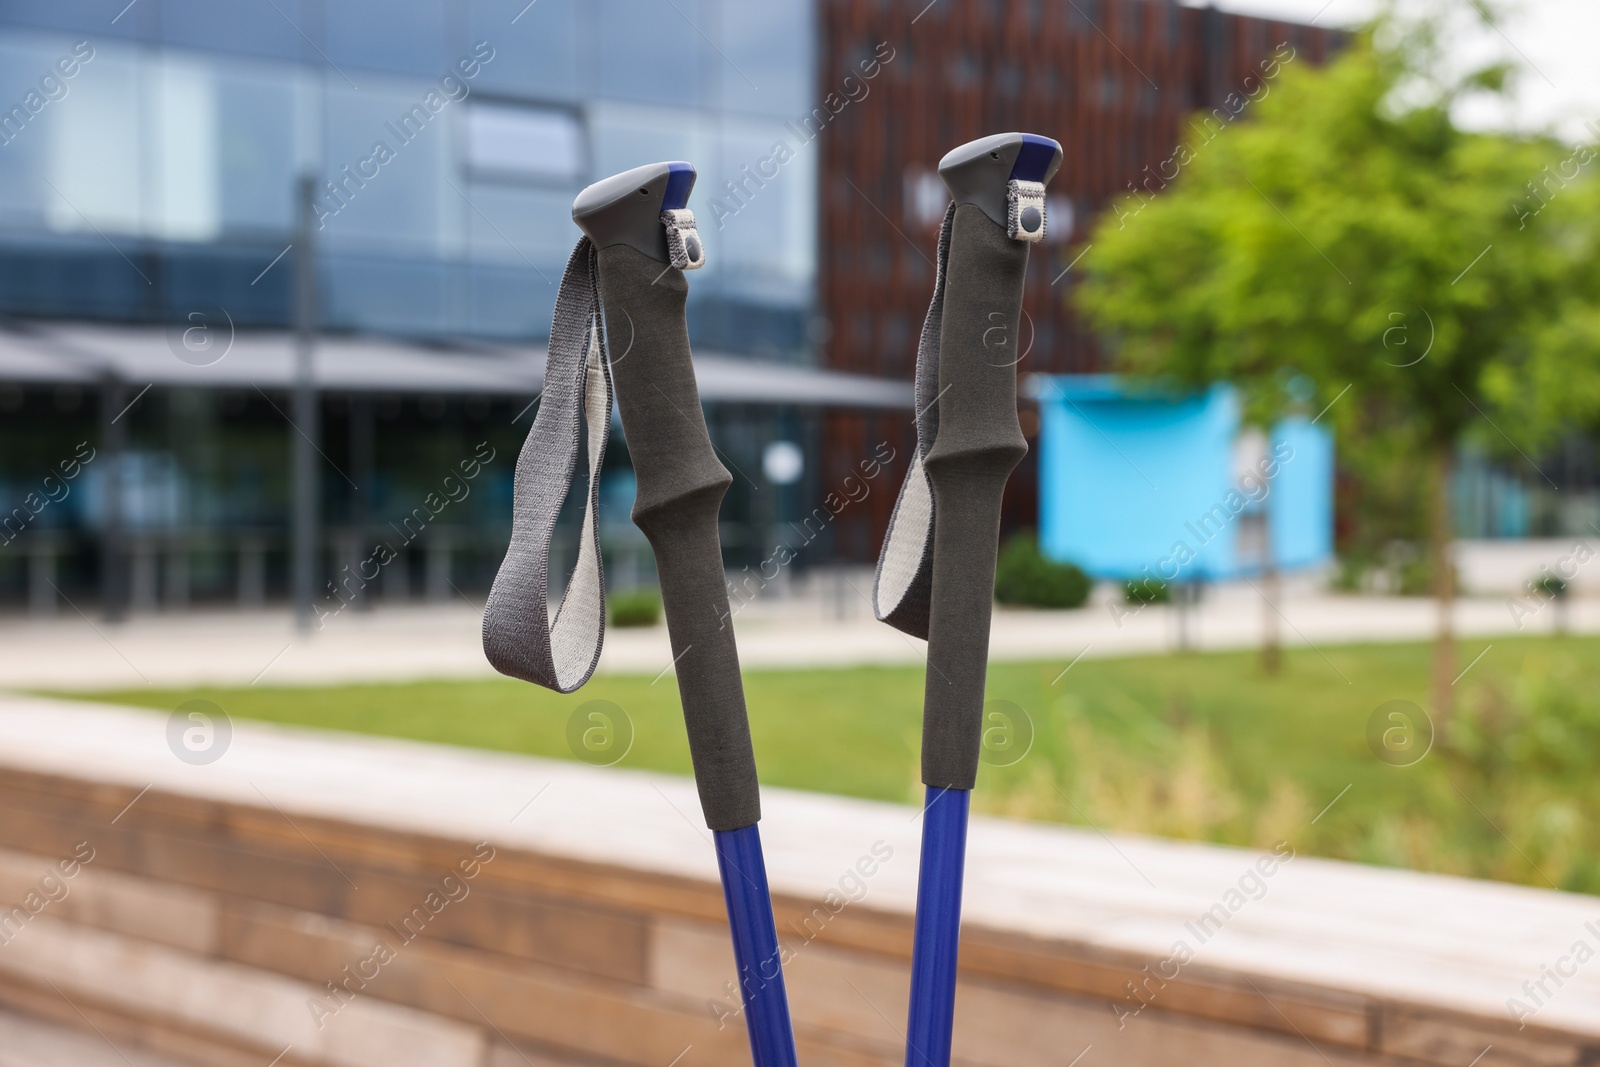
[1075, 3, 1600, 722]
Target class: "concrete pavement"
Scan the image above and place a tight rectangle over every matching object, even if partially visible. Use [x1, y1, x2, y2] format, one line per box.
[1, 571, 1592, 691]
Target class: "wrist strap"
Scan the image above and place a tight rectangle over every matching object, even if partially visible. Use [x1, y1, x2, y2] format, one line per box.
[872, 203, 954, 640]
[483, 237, 615, 692]
[873, 187, 1046, 639]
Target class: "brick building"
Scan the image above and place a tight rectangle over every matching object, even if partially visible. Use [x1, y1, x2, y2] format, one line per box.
[816, 0, 1339, 558]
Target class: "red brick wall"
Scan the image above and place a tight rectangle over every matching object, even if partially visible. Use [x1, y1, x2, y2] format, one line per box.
[817, 0, 1339, 559]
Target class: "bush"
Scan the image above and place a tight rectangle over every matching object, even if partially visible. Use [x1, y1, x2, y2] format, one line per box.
[1330, 553, 1371, 592]
[608, 588, 662, 628]
[993, 532, 1091, 609]
[1532, 574, 1568, 600]
[1455, 657, 1600, 782]
[1394, 546, 1459, 597]
[1123, 577, 1171, 605]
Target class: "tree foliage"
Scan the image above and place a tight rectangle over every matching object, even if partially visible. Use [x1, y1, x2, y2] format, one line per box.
[1074, 2, 1600, 715]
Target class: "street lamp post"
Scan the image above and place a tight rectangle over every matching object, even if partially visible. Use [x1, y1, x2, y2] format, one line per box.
[291, 175, 320, 632]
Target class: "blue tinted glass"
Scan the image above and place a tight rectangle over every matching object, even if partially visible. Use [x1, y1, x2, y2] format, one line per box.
[704, 124, 813, 300]
[468, 262, 556, 338]
[41, 43, 144, 238]
[216, 66, 296, 233]
[596, 0, 700, 108]
[158, 0, 310, 62]
[324, 0, 454, 79]
[463, 184, 576, 267]
[0, 36, 62, 228]
[468, 0, 582, 101]
[323, 253, 450, 334]
[319, 79, 451, 254]
[714, 1, 812, 117]
[589, 106, 707, 188]
[0, 0, 144, 42]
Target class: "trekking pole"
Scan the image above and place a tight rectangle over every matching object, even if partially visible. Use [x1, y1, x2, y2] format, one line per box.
[872, 133, 1062, 1067]
[484, 162, 798, 1067]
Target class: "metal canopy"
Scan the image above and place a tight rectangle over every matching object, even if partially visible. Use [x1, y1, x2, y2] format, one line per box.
[0, 322, 912, 409]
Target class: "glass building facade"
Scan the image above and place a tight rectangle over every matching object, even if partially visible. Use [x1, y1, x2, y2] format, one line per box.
[0, 1, 837, 614]
[0, 0, 817, 352]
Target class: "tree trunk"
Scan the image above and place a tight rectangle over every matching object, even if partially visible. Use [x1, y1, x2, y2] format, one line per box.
[1429, 444, 1456, 727]
[1260, 509, 1282, 675]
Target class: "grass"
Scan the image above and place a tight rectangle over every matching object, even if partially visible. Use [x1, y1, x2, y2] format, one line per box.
[62, 634, 1600, 896]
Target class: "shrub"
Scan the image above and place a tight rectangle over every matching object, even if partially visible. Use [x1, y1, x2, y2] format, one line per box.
[994, 532, 1091, 609]
[1532, 574, 1568, 600]
[1396, 552, 1459, 597]
[1455, 657, 1600, 782]
[1123, 577, 1170, 605]
[608, 588, 662, 628]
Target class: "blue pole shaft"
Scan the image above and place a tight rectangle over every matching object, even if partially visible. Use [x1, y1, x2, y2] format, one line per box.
[905, 786, 970, 1067]
[713, 824, 799, 1067]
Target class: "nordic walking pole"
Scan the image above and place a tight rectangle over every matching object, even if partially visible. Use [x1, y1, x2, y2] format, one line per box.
[872, 133, 1062, 1067]
[483, 161, 798, 1067]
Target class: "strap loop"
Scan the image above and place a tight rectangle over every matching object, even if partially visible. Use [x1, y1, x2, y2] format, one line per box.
[486, 212, 708, 691]
[1007, 179, 1047, 242]
[483, 238, 614, 693]
[663, 209, 706, 270]
[872, 203, 955, 640]
[874, 189, 1045, 637]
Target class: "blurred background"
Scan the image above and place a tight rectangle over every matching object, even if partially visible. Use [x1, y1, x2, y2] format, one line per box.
[0, 0, 1594, 614]
[2, 0, 1600, 896]
[1, 1, 1599, 1064]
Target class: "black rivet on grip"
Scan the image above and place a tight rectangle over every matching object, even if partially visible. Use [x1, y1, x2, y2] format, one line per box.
[686, 235, 702, 262]
[1020, 206, 1041, 232]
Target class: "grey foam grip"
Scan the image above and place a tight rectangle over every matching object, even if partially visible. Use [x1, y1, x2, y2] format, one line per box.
[596, 243, 762, 832]
[920, 204, 1030, 790]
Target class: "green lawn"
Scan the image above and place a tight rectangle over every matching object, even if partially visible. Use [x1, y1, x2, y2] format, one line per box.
[65, 634, 1600, 895]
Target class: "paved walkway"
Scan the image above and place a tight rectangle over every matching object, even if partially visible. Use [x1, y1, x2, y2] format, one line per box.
[6, 575, 1593, 694]
[2, 574, 1592, 691]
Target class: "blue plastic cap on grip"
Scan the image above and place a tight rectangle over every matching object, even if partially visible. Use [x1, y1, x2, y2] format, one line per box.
[661, 161, 696, 212]
[1009, 134, 1062, 183]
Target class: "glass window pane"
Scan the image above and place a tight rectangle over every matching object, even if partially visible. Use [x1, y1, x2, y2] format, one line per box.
[45, 42, 142, 237]
[706, 122, 813, 298]
[323, 0, 454, 79]
[596, 0, 700, 108]
[323, 253, 450, 335]
[589, 103, 709, 188]
[147, 54, 222, 242]
[0, 35, 72, 228]
[0, 1, 143, 42]
[465, 102, 586, 184]
[319, 78, 454, 256]
[216, 64, 297, 234]
[463, 183, 576, 268]
[158, 0, 310, 63]
[715, 1, 812, 118]
[469, 0, 583, 101]
[468, 261, 556, 338]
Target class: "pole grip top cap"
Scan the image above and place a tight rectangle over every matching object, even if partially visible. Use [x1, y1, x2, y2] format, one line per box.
[938, 133, 1062, 233]
[572, 161, 698, 265]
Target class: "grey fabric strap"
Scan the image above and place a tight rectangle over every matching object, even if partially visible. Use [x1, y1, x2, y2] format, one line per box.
[875, 203, 1034, 790]
[871, 203, 955, 641]
[482, 229, 762, 832]
[483, 239, 613, 694]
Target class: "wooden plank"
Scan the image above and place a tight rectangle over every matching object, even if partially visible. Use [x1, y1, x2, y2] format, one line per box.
[0, 918, 487, 1067]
